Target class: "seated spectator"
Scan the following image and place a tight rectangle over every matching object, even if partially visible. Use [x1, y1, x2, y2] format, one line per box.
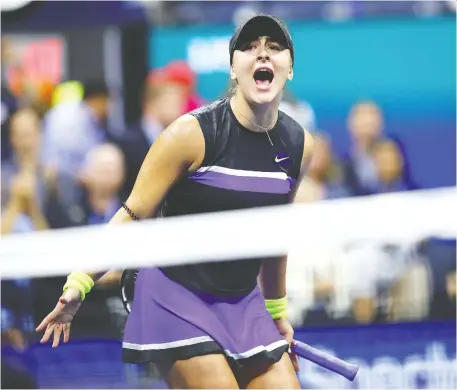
[336, 240, 427, 324]
[292, 239, 431, 328]
[295, 132, 350, 203]
[161, 60, 206, 112]
[0, 108, 73, 354]
[1, 85, 16, 163]
[343, 99, 417, 196]
[71, 144, 125, 337]
[1, 41, 18, 163]
[343, 100, 384, 196]
[118, 81, 187, 201]
[1, 107, 77, 231]
[2, 108, 50, 234]
[0, 107, 43, 390]
[420, 237, 456, 319]
[41, 80, 113, 180]
[372, 138, 413, 193]
[279, 87, 316, 131]
[74, 143, 126, 226]
[148, 60, 205, 113]
[445, 268, 456, 315]
[34, 144, 126, 340]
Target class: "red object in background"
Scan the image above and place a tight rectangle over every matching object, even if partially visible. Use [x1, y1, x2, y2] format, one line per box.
[165, 60, 196, 89]
[5, 37, 65, 105]
[22, 38, 64, 85]
[186, 93, 205, 112]
[147, 67, 168, 85]
[147, 60, 205, 113]
[147, 61, 195, 89]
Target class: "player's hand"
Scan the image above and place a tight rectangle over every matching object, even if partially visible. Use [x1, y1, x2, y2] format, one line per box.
[274, 318, 299, 372]
[35, 287, 82, 348]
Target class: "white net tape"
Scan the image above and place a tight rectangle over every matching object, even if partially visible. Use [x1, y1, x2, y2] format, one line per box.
[1, 187, 456, 279]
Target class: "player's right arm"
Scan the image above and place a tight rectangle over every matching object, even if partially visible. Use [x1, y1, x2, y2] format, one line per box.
[87, 114, 205, 281]
[112, 114, 205, 221]
[36, 115, 205, 347]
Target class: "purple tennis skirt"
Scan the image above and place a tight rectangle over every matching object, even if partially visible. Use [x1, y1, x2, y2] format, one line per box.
[122, 267, 289, 370]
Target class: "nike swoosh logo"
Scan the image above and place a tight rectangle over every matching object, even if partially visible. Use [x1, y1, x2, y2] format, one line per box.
[275, 156, 290, 163]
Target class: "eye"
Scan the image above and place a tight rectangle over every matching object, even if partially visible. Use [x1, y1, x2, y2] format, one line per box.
[268, 43, 284, 52]
[268, 44, 281, 51]
[241, 42, 257, 52]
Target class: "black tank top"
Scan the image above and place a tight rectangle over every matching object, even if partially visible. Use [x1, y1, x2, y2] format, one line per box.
[159, 97, 305, 297]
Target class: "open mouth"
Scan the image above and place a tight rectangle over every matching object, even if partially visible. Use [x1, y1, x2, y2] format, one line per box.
[253, 68, 274, 87]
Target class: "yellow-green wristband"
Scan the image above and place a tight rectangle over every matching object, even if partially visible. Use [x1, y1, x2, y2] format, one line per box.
[63, 272, 94, 301]
[265, 296, 288, 319]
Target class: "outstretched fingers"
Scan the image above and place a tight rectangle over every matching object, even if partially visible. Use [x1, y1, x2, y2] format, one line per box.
[52, 323, 63, 348]
[63, 323, 71, 343]
[40, 322, 56, 344]
[36, 312, 55, 332]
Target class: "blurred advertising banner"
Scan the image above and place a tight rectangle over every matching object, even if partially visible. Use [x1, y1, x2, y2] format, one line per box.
[295, 321, 456, 389]
[3, 321, 454, 389]
[2, 34, 68, 89]
[2, 30, 108, 91]
[2, 34, 68, 110]
[2, 28, 125, 130]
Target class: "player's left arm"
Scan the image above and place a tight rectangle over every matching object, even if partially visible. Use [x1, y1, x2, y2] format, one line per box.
[260, 129, 313, 372]
[259, 129, 314, 299]
[289, 129, 315, 202]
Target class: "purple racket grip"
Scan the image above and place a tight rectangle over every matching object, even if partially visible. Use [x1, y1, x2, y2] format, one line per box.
[292, 340, 359, 381]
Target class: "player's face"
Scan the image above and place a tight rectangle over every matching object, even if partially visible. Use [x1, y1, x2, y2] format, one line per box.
[231, 36, 293, 105]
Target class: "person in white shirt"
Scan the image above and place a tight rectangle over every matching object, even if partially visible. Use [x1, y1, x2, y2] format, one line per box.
[42, 80, 112, 180]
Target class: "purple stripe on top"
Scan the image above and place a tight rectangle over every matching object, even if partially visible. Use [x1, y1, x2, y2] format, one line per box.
[189, 168, 292, 194]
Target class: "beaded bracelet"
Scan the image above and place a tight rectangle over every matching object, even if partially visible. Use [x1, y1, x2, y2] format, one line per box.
[122, 203, 140, 221]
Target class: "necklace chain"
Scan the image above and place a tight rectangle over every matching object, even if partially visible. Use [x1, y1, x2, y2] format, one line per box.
[232, 100, 289, 173]
[264, 128, 274, 146]
[233, 103, 275, 147]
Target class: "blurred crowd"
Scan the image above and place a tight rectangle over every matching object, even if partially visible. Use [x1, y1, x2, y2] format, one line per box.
[287, 238, 456, 328]
[1, 31, 455, 387]
[1, 51, 204, 343]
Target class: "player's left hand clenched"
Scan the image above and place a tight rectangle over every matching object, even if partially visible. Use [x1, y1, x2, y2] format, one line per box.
[274, 318, 299, 372]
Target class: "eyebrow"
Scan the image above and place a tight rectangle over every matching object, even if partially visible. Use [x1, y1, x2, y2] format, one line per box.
[253, 36, 281, 42]
[241, 36, 285, 47]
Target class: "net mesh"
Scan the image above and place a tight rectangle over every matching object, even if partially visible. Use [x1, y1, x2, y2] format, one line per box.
[1, 188, 456, 389]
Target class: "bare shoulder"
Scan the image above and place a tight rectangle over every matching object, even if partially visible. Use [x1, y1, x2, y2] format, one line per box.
[161, 114, 204, 146]
[154, 114, 206, 170]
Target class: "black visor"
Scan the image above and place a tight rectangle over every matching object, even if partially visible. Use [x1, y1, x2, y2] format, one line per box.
[229, 15, 294, 66]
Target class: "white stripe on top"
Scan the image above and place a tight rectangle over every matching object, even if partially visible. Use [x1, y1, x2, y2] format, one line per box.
[196, 165, 288, 180]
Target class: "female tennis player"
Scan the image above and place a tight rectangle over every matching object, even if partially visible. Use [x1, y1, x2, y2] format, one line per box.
[36, 14, 314, 389]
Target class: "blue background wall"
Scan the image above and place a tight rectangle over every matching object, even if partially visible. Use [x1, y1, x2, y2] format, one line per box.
[149, 17, 456, 189]
[5, 321, 454, 389]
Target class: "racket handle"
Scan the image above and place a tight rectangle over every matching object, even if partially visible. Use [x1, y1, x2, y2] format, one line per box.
[292, 340, 359, 381]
